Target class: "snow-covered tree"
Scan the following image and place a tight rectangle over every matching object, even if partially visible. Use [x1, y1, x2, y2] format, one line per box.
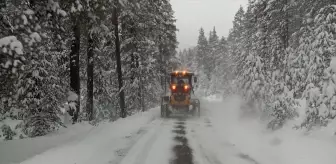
[264, 0, 300, 129]
[301, 4, 336, 129]
[0, 0, 70, 137]
[196, 28, 209, 75]
[0, 0, 178, 140]
[228, 6, 245, 79]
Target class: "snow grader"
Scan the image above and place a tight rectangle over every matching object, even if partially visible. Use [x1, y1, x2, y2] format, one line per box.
[160, 70, 200, 118]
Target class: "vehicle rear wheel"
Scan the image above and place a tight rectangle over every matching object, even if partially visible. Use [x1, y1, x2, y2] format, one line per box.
[197, 105, 201, 117]
[161, 104, 169, 118]
[160, 105, 165, 118]
[193, 104, 200, 117]
[165, 106, 170, 118]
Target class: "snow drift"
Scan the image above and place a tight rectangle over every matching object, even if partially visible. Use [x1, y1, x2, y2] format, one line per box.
[0, 107, 159, 164]
[207, 95, 336, 164]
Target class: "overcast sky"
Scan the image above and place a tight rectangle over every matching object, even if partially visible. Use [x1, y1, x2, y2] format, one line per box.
[170, 0, 248, 51]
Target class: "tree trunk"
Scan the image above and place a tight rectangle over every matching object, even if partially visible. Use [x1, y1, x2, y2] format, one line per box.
[70, 21, 81, 123]
[113, 6, 126, 118]
[131, 53, 135, 83]
[87, 33, 94, 121]
[136, 55, 144, 112]
[283, 0, 289, 50]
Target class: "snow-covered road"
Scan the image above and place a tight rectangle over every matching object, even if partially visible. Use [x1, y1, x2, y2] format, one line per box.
[6, 97, 246, 164]
[13, 96, 260, 164]
[3, 96, 336, 164]
[187, 116, 259, 164]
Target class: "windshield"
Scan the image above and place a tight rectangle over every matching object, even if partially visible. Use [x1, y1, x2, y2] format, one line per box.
[171, 76, 190, 84]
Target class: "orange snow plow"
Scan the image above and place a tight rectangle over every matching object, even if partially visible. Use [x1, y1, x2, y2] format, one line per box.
[161, 70, 200, 118]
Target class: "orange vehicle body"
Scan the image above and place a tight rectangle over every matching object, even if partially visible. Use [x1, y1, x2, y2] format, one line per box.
[161, 70, 200, 117]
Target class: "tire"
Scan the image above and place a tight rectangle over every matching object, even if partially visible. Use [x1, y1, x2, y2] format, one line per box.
[191, 102, 200, 117]
[165, 105, 169, 118]
[161, 105, 165, 118]
[194, 104, 200, 117]
[161, 104, 169, 118]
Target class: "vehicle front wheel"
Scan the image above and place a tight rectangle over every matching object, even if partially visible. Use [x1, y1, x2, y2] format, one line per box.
[192, 106, 200, 117]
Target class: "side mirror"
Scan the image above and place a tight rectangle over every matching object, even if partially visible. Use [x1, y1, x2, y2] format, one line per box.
[194, 77, 197, 83]
[162, 96, 170, 102]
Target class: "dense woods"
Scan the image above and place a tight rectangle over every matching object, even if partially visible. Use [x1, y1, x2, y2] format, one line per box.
[179, 0, 336, 130]
[0, 0, 178, 140]
[2, 0, 336, 141]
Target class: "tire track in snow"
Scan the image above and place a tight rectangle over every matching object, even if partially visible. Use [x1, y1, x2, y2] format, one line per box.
[203, 109, 261, 164]
[187, 118, 223, 164]
[133, 120, 165, 164]
[198, 145, 223, 164]
[238, 153, 260, 164]
[117, 119, 167, 164]
[171, 119, 194, 164]
[188, 115, 261, 164]
[110, 118, 166, 164]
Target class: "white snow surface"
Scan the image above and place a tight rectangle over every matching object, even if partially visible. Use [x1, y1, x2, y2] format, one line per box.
[18, 107, 173, 164]
[205, 95, 336, 164]
[2, 96, 336, 164]
[0, 108, 161, 164]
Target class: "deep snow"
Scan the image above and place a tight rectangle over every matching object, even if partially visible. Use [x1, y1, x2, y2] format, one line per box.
[1, 96, 336, 164]
[206, 95, 336, 164]
[18, 108, 174, 164]
[0, 108, 159, 164]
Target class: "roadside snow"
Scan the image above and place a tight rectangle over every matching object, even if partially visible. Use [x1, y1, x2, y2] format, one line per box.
[118, 119, 174, 164]
[4, 95, 336, 164]
[203, 94, 223, 102]
[0, 119, 25, 141]
[206, 95, 336, 164]
[0, 122, 95, 164]
[187, 118, 253, 164]
[0, 108, 159, 164]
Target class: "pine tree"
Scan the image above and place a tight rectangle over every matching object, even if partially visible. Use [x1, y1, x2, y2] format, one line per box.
[237, 0, 270, 114]
[82, 0, 110, 121]
[0, 0, 179, 140]
[117, 0, 177, 114]
[228, 6, 245, 79]
[210, 36, 230, 95]
[61, 0, 83, 123]
[265, 0, 299, 129]
[0, 0, 69, 137]
[233, 2, 255, 98]
[207, 27, 220, 93]
[196, 28, 208, 72]
[208, 27, 219, 72]
[301, 4, 336, 129]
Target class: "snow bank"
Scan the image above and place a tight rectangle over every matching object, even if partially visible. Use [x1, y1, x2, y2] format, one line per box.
[0, 107, 159, 164]
[0, 119, 25, 140]
[207, 96, 336, 164]
[203, 94, 223, 102]
[0, 122, 95, 164]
